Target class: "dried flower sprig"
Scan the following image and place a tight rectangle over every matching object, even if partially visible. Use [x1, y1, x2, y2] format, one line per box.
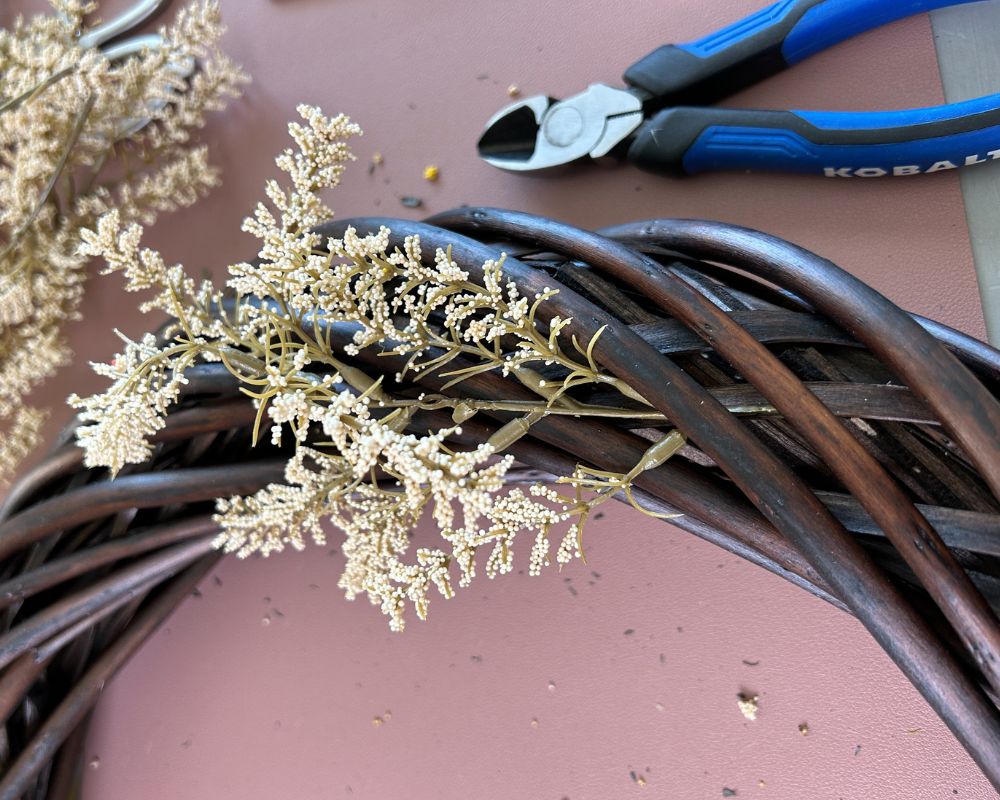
[0, 0, 247, 480]
[72, 105, 683, 630]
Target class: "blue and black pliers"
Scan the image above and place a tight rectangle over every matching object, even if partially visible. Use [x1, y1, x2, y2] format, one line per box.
[477, 0, 1000, 177]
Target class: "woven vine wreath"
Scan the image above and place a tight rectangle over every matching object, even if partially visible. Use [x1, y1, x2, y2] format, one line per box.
[2, 108, 1000, 797]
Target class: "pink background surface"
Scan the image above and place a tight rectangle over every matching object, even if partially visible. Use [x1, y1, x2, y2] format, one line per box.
[5, 0, 998, 797]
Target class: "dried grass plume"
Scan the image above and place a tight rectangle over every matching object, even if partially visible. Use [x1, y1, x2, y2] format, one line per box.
[0, 0, 247, 480]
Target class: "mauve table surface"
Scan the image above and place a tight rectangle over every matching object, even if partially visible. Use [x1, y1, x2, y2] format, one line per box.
[5, 0, 998, 797]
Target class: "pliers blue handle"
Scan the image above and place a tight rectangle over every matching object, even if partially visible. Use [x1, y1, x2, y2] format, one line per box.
[477, 0, 1000, 177]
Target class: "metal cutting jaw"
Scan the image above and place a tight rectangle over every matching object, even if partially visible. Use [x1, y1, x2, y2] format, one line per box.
[477, 84, 644, 171]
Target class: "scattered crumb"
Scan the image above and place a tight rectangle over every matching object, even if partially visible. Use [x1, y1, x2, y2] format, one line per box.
[384, 711, 392, 721]
[261, 615, 271, 626]
[736, 692, 760, 722]
[548, 681, 556, 692]
[470, 654, 483, 663]
[530, 718, 539, 729]
[371, 152, 384, 166]
[400, 196, 423, 209]
[507, 84, 520, 97]
[372, 716, 384, 727]
[758, 780, 766, 789]
[851, 417, 878, 437]
[798, 723, 809, 736]
[737, 693, 759, 721]
[722, 788, 737, 797]
[624, 629, 635, 636]
[89, 757, 100, 770]
[906, 728, 922, 735]
[636, 776, 647, 787]
[655, 702, 665, 712]
[854, 744, 862, 757]
[594, 512, 605, 520]
[423, 165, 439, 182]
[742, 659, 760, 667]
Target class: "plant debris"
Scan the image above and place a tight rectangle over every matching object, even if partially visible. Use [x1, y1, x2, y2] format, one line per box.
[399, 195, 423, 208]
[507, 84, 520, 97]
[798, 722, 809, 736]
[423, 165, 439, 182]
[722, 788, 737, 797]
[737, 693, 759, 721]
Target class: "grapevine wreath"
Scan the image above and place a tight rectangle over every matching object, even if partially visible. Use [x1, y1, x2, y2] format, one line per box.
[2, 107, 1000, 796]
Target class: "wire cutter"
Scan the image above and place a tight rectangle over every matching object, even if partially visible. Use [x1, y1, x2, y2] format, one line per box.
[478, 0, 1000, 177]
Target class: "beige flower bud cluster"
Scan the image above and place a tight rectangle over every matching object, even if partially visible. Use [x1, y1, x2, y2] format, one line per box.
[0, 0, 247, 480]
[72, 106, 682, 630]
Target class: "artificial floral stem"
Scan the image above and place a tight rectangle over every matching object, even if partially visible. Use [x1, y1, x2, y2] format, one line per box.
[0, 94, 95, 263]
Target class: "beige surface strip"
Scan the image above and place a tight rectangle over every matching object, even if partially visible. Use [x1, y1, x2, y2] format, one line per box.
[932, 0, 1000, 343]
